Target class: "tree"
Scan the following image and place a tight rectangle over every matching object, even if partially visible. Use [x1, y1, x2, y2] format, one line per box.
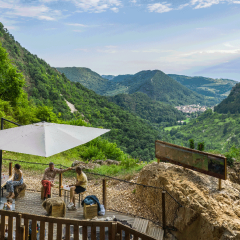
[189, 139, 195, 149]
[0, 43, 25, 105]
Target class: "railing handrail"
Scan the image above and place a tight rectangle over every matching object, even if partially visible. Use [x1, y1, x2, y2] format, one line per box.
[0, 209, 157, 240]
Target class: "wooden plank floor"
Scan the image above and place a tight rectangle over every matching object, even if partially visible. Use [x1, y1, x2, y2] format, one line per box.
[15, 191, 135, 225]
[1, 191, 163, 240]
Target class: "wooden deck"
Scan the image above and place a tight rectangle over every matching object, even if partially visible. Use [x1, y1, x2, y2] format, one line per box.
[0, 190, 164, 239]
[14, 191, 135, 224]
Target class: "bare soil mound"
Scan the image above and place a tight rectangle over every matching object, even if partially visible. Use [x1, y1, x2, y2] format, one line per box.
[137, 162, 240, 240]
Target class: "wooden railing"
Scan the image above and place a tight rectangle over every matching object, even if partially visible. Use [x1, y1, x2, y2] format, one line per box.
[0, 210, 156, 240]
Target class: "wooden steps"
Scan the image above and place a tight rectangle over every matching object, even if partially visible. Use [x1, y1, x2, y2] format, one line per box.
[132, 217, 149, 234]
[133, 218, 164, 240]
[147, 226, 164, 240]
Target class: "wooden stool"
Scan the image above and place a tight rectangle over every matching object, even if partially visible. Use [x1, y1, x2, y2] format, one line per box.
[42, 197, 66, 217]
[83, 203, 98, 219]
[61, 185, 86, 207]
[41, 186, 52, 200]
[14, 182, 26, 198]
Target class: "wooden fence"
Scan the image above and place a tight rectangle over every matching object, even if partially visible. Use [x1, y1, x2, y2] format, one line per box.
[0, 209, 156, 240]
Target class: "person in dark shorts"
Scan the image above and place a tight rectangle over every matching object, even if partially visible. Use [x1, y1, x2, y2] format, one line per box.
[68, 167, 87, 210]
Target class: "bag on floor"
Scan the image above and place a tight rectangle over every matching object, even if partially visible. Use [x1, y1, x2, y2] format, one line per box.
[98, 204, 105, 216]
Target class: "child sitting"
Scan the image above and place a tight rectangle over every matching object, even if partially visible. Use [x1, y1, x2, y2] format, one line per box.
[3, 198, 13, 210]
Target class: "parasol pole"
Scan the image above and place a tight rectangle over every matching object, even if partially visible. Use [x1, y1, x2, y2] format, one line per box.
[0, 118, 21, 204]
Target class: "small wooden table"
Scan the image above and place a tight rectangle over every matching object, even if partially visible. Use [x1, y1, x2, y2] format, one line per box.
[60, 185, 86, 207]
[1, 175, 13, 197]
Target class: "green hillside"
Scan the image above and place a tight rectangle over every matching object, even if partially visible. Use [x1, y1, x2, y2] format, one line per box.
[56, 67, 108, 93]
[106, 70, 217, 106]
[167, 109, 240, 153]
[59, 68, 216, 106]
[169, 74, 237, 103]
[101, 75, 115, 80]
[107, 92, 185, 125]
[0, 22, 164, 161]
[214, 83, 240, 114]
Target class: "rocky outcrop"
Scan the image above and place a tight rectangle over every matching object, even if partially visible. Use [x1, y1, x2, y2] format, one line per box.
[137, 162, 240, 240]
[71, 159, 120, 169]
[228, 162, 240, 185]
[71, 160, 100, 170]
[93, 159, 120, 165]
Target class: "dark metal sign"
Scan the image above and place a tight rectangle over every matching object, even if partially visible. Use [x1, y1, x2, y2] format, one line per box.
[155, 140, 227, 180]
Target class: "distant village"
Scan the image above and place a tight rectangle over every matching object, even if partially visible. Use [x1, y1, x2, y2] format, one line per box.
[175, 104, 214, 114]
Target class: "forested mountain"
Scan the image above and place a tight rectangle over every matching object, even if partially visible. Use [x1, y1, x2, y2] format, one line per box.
[169, 74, 237, 103]
[107, 92, 185, 125]
[60, 67, 216, 106]
[214, 83, 240, 114]
[105, 70, 217, 106]
[101, 75, 115, 80]
[0, 22, 165, 161]
[56, 67, 108, 93]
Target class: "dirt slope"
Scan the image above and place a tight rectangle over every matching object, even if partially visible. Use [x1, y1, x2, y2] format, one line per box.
[137, 162, 240, 240]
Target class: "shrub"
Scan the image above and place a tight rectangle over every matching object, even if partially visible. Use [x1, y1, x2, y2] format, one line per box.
[189, 139, 194, 149]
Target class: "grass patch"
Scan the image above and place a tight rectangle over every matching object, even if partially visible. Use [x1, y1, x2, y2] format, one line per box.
[88, 162, 147, 177]
[183, 118, 190, 124]
[2, 150, 149, 178]
[164, 125, 181, 131]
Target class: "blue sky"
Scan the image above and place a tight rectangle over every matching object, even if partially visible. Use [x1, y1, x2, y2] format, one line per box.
[0, 0, 240, 80]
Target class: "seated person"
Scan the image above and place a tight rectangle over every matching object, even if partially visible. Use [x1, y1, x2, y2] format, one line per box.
[68, 167, 87, 210]
[3, 198, 13, 210]
[42, 162, 72, 200]
[6, 164, 23, 199]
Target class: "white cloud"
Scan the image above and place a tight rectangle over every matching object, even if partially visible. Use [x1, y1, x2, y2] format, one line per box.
[190, 0, 224, 9]
[67, 0, 121, 13]
[148, 2, 173, 13]
[147, 0, 240, 13]
[98, 45, 118, 53]
[177, 3, 189, 9]
[130, 0, 137, 3]
[111, 7, 119, 12]
[40, 0, 58, 2]
[224, 42, 234, 47]
[39, 15, 55, 20]
[74, 48, 88, 51]
[0, 1, 61, 21]
[183, 49, 240, 56]
[66, 23, 87, 27]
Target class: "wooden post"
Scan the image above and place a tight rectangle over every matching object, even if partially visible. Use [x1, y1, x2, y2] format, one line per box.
[9, 162, 12, 176]
[219, 179, 222, 191]
[157, 158, 160, 164]
[112, 222, 117, 240]
[162, 191, 166, 232]
[115, 233, 121, 240]
[59, 169, 63, 197]
[103, 179, 107, 209]
[16, 214, 21, 239]
[20, 226, 25, 240]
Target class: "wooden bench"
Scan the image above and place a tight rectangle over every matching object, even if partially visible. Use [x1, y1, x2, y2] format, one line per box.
[60, 185, 86, 207]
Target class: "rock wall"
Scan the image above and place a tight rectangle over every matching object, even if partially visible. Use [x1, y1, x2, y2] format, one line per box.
[137, 162, 240, 240]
